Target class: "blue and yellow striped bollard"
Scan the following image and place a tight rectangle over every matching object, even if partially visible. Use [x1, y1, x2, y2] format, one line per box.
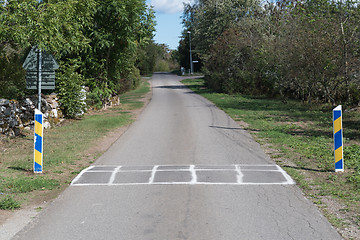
[34, 109, 43, 173]
[333, 105, 344, 172]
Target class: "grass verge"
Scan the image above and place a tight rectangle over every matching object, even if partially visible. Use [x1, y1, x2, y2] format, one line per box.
[0, 78, 150, 211]
[182, 78, 360, 239]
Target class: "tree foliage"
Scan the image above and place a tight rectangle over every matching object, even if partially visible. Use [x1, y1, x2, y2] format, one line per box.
[137, 41, 179, 74]
[179, 0, 360, 106]
[0, 0, 155, 116]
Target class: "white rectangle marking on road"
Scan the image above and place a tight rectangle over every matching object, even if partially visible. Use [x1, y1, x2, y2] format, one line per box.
[71, 164, 295, 186]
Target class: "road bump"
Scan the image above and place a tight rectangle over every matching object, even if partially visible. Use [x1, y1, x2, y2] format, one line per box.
[71, 164, 295, 186]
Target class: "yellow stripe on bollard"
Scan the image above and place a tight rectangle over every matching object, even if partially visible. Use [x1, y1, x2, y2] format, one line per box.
[35, 121, 43, 137]
[335, 146, 343, 163]
[333, 117, 342, 134]
[35, 149, 42, 166]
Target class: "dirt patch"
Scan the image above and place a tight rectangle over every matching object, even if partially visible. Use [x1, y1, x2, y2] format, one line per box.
[320, 196, 360, 239]
[236, 120, 250, 129]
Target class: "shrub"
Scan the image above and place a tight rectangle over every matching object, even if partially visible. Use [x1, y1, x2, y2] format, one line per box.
[57, 63, 86, 118]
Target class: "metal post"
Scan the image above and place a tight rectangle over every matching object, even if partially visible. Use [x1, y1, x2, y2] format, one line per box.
[188, 31, 193, 75]
[37, 48, 42, 111]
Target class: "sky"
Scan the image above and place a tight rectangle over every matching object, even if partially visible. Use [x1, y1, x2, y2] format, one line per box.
[146, 0, 194, 50]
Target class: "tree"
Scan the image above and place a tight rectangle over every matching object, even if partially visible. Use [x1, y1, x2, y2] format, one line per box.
[82, 0, 155, 100]
[180, 0, 360, 106]
[0, 0, 156, 116]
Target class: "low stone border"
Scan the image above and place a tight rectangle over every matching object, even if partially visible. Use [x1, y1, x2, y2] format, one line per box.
[0, 94, 64, 137]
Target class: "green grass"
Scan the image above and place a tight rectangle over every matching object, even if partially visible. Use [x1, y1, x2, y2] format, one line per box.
[120, 80, 150, 110]
[0, 176, 60, 193]
[0, 78, 151, 208]
[182, 78, 360, 231]
[0, 195, 21, 210]
[43, 113, 133, 167]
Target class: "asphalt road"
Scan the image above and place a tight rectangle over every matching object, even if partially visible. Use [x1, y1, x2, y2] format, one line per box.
[14, 73, 342, 240]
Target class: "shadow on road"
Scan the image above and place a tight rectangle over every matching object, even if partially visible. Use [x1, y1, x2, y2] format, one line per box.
[154, 85, 189, 90]
[209, 125, 243, 130]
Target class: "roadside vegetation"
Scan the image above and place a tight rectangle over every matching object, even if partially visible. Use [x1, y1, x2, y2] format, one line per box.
[0, 79, 150, 211]
[0, 0, 171, 117]
[177, 0, 360, 107]
[182, 78, 360, 239]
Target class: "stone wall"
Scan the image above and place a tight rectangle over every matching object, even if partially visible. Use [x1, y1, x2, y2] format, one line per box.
[103, 95, 120, 109]
[0, 94, 64, 137]
[0, 93, 121, 137]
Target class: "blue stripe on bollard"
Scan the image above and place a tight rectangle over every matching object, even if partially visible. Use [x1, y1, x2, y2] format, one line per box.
[34, 160, 42, 172]
[334, 130, 342, 149]
[35, 113, 42, 125]
[335, 160, 343, 170]
[333, 110, 341, 122]
[35, 134, 42, 153]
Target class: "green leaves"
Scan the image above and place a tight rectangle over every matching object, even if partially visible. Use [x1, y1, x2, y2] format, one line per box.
[82, 0, 155, 99]
[180, 0, 360, 106]
[0, 0, 156, 116]
[57, 60, 86, 118]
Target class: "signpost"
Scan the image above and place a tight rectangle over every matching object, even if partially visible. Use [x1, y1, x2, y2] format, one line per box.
[333, 105, 344, 172]
[23, 46, 58, 173]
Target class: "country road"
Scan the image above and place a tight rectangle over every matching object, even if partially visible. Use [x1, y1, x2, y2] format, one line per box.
[13, 73, 342, 239]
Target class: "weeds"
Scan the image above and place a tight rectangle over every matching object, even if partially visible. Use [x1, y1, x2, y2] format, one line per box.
[0, 195, 21, 210]
[0, 176, 60, 193]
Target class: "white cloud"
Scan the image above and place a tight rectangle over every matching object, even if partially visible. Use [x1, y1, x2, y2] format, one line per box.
[151, 0, 193, 14]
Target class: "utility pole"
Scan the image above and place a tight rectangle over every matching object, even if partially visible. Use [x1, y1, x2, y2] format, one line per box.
[187, 31, 193, 75]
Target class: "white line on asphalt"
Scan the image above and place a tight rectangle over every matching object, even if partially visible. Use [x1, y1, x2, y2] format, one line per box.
[71, 182, 296, 186]
[149, 165, 158, 183]
[70, 166, 94, 185]
[108, 166, 122, 185]
[190, 165, 197, 184]
[235, 165, 243, 183]
[276, 165, 296, 185]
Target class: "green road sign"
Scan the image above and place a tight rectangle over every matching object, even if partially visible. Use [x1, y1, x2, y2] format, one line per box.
[23, 46, 59, 71]
[23, 46, 59, 90]
[26, 71, 56, 90]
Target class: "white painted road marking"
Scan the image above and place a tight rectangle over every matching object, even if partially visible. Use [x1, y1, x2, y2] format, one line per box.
[71, 164, 295, 186]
